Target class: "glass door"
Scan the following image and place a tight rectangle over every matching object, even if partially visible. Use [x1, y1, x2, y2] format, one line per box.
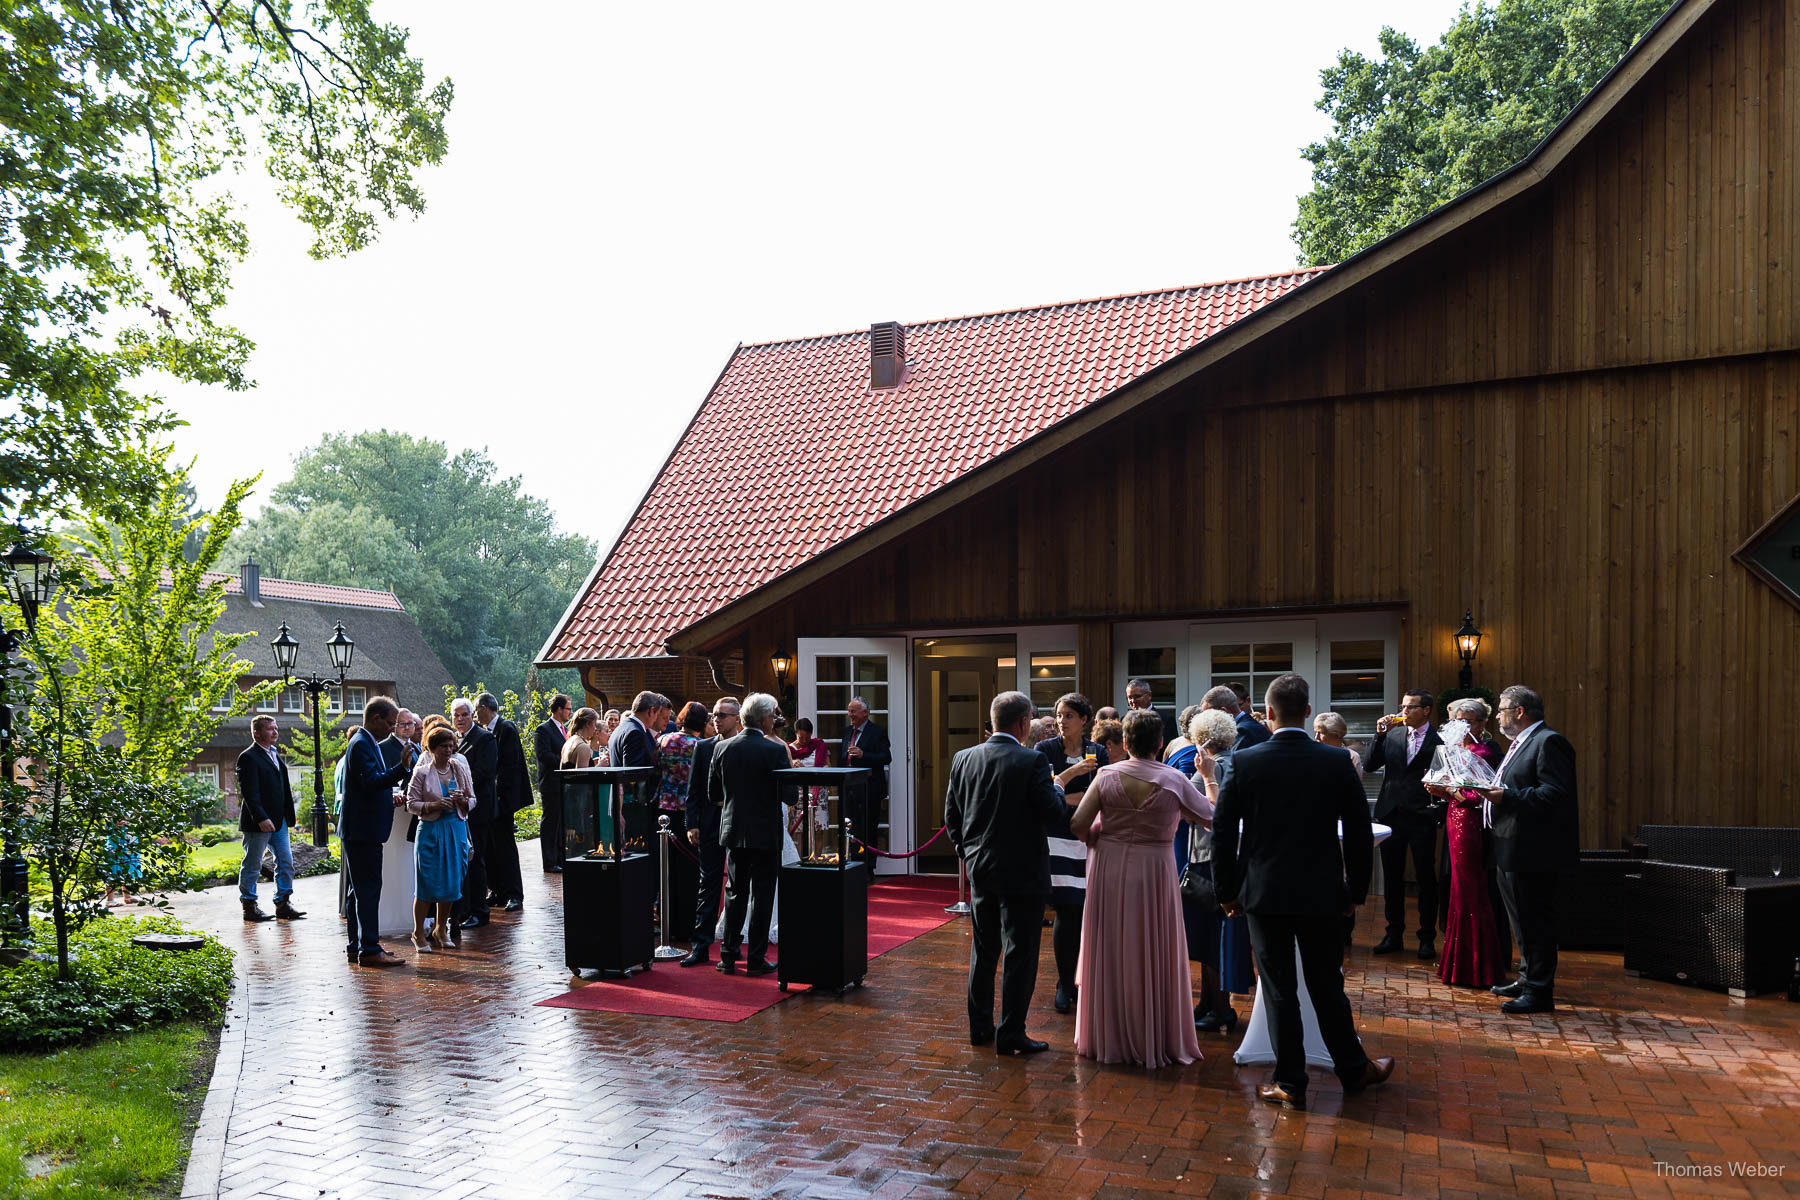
[913, 636, 1015, 876]
[797, 638, 909, 875]
[1187, 620, 1320, 720]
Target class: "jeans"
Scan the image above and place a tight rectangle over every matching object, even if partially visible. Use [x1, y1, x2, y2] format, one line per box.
[239, 823, 295, 902]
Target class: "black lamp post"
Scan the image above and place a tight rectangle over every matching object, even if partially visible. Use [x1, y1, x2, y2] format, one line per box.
[271, 620, 355, 847]
[1, 535, 57, 947]
[1454, 610, 1483, 691]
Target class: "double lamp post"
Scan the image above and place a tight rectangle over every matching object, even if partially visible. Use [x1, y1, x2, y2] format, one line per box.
[1, 538, 58, 948]
[269, 620, 356, 848]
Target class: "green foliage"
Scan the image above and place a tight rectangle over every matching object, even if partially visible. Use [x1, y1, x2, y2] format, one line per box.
[283, 703, 350, 827]
[0, 915, 232, 1050]
[22, 463, 278, 784]
[513, 804, 542, 842]
[175, 772, 228, 827]
[190, 823, 238, 848]
[0, 1, 451, 527]
[226, 431, 597, 690]
[1293, 0, 1666, 264]
[445, 683, 555, 794]
[0, 1019, 214, 1198]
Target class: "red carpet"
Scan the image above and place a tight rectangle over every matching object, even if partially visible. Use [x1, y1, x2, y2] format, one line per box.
[537, 874, 961, 1022]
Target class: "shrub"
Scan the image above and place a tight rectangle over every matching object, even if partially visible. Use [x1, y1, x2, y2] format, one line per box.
[176, 773, 229, 825]
[0, 915, 233, 1050]
[194, 822, 238, 847]
[513, 805, 542, 841]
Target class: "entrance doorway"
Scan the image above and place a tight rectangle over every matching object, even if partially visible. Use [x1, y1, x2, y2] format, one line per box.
[913, 635, 1015, 875]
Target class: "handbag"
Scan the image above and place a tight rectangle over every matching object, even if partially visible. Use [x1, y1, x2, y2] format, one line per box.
[1179, 862, 1217, 908]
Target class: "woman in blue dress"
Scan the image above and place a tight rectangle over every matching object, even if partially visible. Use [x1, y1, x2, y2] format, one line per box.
[406, 726, 472, 952]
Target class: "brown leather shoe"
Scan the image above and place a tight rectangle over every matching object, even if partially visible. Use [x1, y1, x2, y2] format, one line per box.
[1257, 1083, 1306, 1110]
[1344, 1055, 1396, 1094]
[356, 949, 407, 968]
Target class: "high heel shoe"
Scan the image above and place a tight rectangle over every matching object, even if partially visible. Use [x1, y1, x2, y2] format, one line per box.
[428, 926, 448, 951]
[409, 931, 433, 953]
[1195, 1007, 1239, 1035]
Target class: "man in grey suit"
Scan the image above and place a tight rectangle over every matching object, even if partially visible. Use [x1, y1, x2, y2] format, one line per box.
[944, 690, 1066, 1056]
[709, 692, 788, 976]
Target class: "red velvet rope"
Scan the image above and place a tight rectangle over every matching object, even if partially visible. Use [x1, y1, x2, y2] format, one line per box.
[849, 824, 949, 859]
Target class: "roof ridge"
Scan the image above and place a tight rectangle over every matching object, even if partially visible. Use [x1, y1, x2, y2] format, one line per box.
[202, 569, 399, 600]
[736, 267, 1334, 351]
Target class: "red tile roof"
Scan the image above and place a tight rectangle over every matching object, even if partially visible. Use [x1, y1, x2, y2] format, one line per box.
[202, 572, 406, 612]
[543, 269, 1329, 663]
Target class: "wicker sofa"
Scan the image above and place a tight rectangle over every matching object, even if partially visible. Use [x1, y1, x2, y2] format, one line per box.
[1557, 846, 1647, 950]
[1621, 825, 1800, 996]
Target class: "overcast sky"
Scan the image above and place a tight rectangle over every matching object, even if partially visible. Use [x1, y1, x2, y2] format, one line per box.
[163, 0, 1466, 556]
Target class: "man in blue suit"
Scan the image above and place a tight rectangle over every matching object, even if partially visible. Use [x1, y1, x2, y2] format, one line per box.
[340, 696, 415, 967]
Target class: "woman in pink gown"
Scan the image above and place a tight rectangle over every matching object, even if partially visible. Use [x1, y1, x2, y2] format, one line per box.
[1435, 702, 1507, 987]
[1071, 709, 1215, 1068]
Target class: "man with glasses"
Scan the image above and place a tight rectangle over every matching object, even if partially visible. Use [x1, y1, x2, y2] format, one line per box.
[709, 693, 788, 975]
[1367, 691, 1443, 960]
[679, 697, 741, 968]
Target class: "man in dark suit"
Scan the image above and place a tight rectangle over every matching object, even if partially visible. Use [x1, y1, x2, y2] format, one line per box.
[1365, 689, 1444, 959]
[709, 692, 788, 975]
[1227, 683, 1273, 750]
[535, 694, 572, 872]
[1213, 672, 1393, 1110]
[944, 690, 1066, 1056]
[452, 697, 500, 929]
[1124, 678, 1179, 747]
[235, 715, 304, 922]
[1476, 685, 1579, 1014]
[339, 697, 414, 967]
[835, 696, 891, 871]
[680, 696, 740, 967]
[478, 692, 531, 912]
[608, 690, 668, 769]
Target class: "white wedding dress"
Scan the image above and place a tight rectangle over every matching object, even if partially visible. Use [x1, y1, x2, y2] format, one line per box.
[716, 804, 801, 945]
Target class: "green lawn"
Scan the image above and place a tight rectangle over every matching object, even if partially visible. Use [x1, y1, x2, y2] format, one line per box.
[0, 1021, 215, 1198]
[187, 841, 242, 878]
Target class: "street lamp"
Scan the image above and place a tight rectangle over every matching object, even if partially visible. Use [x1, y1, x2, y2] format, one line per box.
[770, 648, 793, 693]
[1454, 610, 1483, 690]
[271, 621, 354, 847]
[2, 532, 57, 948]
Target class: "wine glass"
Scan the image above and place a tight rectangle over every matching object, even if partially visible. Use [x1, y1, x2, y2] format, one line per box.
[1773, 855, 1784, 878]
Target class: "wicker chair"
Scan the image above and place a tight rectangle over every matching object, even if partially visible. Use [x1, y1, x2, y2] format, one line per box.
[1622, 825, 1800, 996]
[1557, 846, 1647, 950]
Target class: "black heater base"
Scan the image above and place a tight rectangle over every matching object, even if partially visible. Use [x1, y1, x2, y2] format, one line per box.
[776, 862, 868, 994]
[562, 852, 655, 977]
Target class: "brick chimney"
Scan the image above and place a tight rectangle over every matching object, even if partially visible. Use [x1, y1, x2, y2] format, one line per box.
[870, 321, 906, 389]
[240, 557, 263, 607]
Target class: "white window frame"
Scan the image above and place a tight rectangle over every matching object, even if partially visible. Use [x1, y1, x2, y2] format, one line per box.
[1014, 623, 1078, 711]
[1112, 619, 1189, 720]
[256, 683, 280, 714]
[193, 763, 220, 788]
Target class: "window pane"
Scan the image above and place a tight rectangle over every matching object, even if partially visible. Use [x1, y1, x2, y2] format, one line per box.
[816, 713, 847, 743]
[851, 685, 889, 715]
[1030, 681, 1063, 710]
[1252, 643, 1293, 673]
[1127, 646, 1176, 677]
[1030, 652, 1076, 676]
[817, 684, 851, 713]
[853, 656, 888, 685]
[1331, 640, 1384, 671]
[1330, 671, 1384, 702]
[1210, 644, 1249, 675]
[814, 656, 850, 683]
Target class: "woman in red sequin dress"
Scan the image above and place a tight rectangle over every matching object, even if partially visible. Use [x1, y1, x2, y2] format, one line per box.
[1435, 702, 1506, 988]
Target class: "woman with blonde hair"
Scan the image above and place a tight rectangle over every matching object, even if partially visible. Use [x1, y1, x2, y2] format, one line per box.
[561, 708, 602, 769]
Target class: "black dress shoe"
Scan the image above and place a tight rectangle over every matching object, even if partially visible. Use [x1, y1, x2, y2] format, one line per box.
[1052, 983, 1076, 1014]
[716, 957, 737, 974]
[970, 1031, 995, 1047]
[994, 1037, 1049, 1057]
[1258, 1083, 1306, 1110]
[1417, 939, 1437, 961]
[502, 899, 524, 913]
[1371, 935, 1403, 954]
[486, 892, 504, 907]
[544, 864, 563, 874]
[1196, 1008, 1240, 1035]
[1491, 980, 1525, 997]
[1501, 995, 1554, 1014]
[274, 900, 307, 920]
[458, 915, 488, 929]
[744, 958, 776, 976]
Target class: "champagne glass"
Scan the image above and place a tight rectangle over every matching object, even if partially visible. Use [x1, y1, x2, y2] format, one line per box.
[1773, 855, 1784, 878]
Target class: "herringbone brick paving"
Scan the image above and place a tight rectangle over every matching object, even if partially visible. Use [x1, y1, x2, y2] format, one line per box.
[166, 869, 1800, 1199]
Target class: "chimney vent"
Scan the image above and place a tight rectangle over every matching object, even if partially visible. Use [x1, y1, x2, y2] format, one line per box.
[870, 321, 906, 389]
[241, 557, 263, 607]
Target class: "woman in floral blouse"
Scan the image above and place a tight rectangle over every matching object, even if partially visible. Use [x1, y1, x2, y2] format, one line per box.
[651, 702, 711, 930]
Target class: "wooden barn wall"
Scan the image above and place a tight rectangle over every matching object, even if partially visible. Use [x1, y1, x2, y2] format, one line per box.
[1203, 0, 1797, 405]
[719, 350, 1800, 847]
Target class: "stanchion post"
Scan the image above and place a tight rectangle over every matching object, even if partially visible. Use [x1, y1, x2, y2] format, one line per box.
[945, 856, 972, 916]
[653, 814, 682, 960]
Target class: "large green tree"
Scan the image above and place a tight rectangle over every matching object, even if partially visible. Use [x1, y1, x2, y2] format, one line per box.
[225, 431, 595, 690]
[0, 1, 451, 526]
[1293, 0, 1666, 266]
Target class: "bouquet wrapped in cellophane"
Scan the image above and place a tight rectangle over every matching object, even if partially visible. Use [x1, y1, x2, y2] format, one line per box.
[1421, 720, 1499, 791]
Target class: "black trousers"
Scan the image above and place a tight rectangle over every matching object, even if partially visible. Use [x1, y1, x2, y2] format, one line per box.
[721, 846, 777, 962]
[1483, 828, 1514, 967]
[968, 885, 1043, 1045]
[1052, 901, 1083, 992]
[488, 810, 523, 901]
[1246, 910, 1369, 1097]
[456, 819, 493, 921]
[1500, 869, 1559, 999]
[1380, 809, 1440, 939]
[341, 839, 384, 957]
[539, 785, 564, 870]
[690, 836, 726, 947]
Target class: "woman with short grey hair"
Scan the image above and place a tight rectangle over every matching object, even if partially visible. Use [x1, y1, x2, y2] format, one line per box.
[1311, 711, 1360, 775]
